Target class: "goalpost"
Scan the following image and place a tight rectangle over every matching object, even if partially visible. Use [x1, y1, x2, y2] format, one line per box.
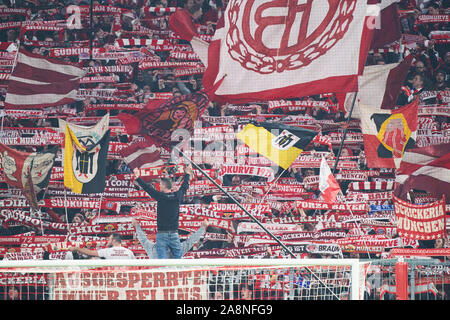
[0, 259, 369, 300]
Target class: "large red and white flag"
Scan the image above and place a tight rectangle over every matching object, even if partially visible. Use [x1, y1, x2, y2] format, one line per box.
[200, 0, 376, 103]
[319, 157, 341, 204]
[394, 143, 450, 203]
[338, 54, 412, 118]
[4, 49, 85, 109]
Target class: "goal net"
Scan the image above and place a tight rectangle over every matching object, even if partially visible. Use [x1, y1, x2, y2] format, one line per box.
[0, 259, 369, 300]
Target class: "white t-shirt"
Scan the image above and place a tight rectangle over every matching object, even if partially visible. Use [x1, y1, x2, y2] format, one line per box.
[97, 246, 136, 259]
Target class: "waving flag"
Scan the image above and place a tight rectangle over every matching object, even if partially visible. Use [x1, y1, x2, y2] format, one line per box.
[118, 91, 210, 150]
[360, 99, 418, 168]
[59, 114, 110, 194]
[394, 143, 450, 203]
[319, 157, 341, 204]
[200, 0, 375, 103]
[168, 8, 209, 67]
[0, 143, 57, 196]
[236, 122, 318, 170]
[4, 49, 85, 109]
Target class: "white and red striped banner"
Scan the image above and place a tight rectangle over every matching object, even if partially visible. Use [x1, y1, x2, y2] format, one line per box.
[141, 7, 178, 14]
[348, 181, 394, 191]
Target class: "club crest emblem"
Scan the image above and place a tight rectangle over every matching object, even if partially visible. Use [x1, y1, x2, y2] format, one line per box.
[371, 113, 414, 159]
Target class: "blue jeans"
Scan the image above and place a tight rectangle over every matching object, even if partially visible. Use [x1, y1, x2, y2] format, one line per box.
[155, 232, 182, 259]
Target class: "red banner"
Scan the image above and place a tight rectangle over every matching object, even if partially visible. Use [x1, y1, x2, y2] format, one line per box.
[51, 268, 209, 300]
[218, 165, 275, 181]
[293, 201, 368, 212]
[393, 195, 446, 240]
[40, 199, 121, 212]
[268, 99, 336, 112]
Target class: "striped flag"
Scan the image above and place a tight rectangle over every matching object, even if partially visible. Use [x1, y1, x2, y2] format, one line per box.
[4, 49, 85, 109]
[394, 143, 450, 202]
[142, 7, 177, 13]
[119, 137, 164, 171]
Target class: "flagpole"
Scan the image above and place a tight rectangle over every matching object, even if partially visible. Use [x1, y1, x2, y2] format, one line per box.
[64, 187, 70, 234]
[28, 170, 45, 236]
[37, 209, 45, 236]
[173, 146, 341, 300]
[331, 92, 358, 174]
[97, 192, 104, 220]
[0, 110, 4, 132]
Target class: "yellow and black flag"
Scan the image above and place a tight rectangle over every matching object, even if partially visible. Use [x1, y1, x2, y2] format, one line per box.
[236, 122, 318, 170]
